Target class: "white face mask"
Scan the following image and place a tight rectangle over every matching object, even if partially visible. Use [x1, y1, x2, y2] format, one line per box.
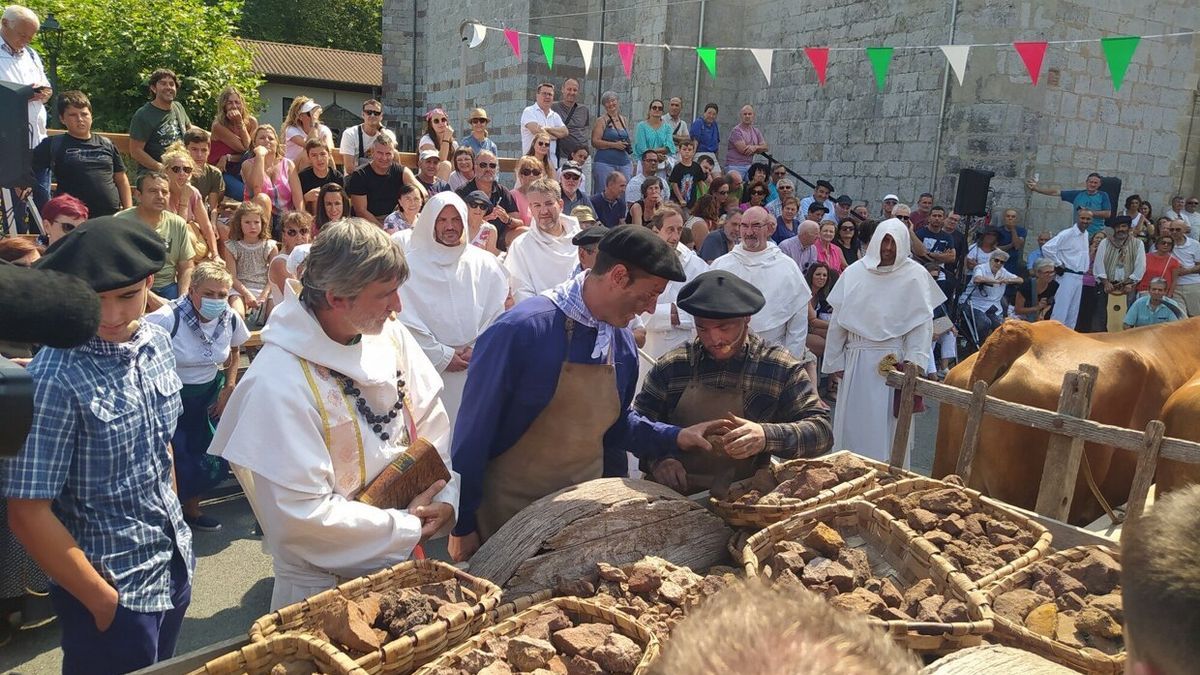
[199, 297, 227, 321]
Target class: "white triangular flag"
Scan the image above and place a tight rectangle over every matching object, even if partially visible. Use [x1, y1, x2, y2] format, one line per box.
[468, 23, 486, 49]
[749, 48, 773, 85]
[577, 39, 594, 75]
[939, 45, 969, 85]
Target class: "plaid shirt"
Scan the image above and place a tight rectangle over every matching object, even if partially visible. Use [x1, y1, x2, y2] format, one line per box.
[1, 323, 194, 613]
[634, 333, 833, 462]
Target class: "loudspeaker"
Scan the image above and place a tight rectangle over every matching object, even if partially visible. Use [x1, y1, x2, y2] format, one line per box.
[1100, 176, 1122, 217]
[0, 80, 34, 189]
[953, 168, 994, 217]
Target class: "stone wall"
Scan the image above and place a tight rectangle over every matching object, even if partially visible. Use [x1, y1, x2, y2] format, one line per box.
[384, 0, 1200, 243]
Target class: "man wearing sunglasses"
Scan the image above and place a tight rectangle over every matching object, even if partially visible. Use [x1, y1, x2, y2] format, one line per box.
[625, 149, 662, 205]
[338, 99, 395, 172]
[521, 82, 569, 170]
[1183, 197, 1200, 233]
[455, 150, 522, 249]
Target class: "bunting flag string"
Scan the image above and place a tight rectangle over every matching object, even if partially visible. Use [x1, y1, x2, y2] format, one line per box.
[467, 22, 1184, 92]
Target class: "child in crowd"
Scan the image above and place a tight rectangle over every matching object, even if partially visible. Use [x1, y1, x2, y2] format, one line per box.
[222, 202, 278, 326]
[566, 146, 591, 192]
[183, 127, 226, 215]
[669, 139, 707, 208]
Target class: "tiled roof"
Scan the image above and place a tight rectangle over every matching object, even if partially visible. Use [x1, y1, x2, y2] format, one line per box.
[237, 39, 382, 89]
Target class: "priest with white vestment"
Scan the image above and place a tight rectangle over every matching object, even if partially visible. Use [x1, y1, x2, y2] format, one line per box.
[639, 204, 710, 361]
[210, 219, 459, 610]
[504, 178, 581, 303]
[397, 192, 508, 429]
[710, 206, 811, 360]
[821, 219, 946, 462]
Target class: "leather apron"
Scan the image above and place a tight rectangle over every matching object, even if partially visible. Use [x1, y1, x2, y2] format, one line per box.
[476, 319, 621, 540]
[668, 353, 762, 494]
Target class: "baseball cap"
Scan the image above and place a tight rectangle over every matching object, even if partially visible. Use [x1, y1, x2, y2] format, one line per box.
[419, 149, 440, 161]
[883, 194, 900, 203]
[299, 100, 320, 114]
[561, 161, 583, 177]
[464, 190, 493, 209]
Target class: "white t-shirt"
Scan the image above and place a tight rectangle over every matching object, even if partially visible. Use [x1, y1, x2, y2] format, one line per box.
[284, 124, 333, 163]
[418, 133, 458, 156]
[339, 125, 397, 169]
[1172, 237, 1200, 286]
[0, 45, 48, 147]
[519, 104, 565, 170]
[145, 303, 251, 384]
[965, 265, 1019, 313]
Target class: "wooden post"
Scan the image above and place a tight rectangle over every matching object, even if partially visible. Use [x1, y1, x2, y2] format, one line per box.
[1125, 420, 1165, 522]
[1033, 364, 1099, 521]
[889, 362, 921, 469]
[956, 380, 991, 483]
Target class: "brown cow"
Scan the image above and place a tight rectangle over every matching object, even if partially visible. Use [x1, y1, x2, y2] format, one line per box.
[1159, 369, 1200, 493]
[933, 318, 1200, 525]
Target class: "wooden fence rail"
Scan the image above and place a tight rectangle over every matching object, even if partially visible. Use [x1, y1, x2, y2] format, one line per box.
[885, 363, 1200, 523]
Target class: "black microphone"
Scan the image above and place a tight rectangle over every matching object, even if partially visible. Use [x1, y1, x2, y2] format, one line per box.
[0, 263, 101, 349]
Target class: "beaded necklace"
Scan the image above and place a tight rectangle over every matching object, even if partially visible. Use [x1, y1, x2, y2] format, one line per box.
[331, 369, 407, 443]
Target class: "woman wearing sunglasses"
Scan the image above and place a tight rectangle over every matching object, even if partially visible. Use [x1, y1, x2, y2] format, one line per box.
[740, 181, 770, 211]
[162, 142, 218, 259]
[268, 210, 314, 308]
[525, 130, 555, 179]
[40, 193, 89, 247]
[459, 107, 499, 156]
[419, 107, 458, 178]
[509, 156, 546, 228]
[633, 99, 676, 178]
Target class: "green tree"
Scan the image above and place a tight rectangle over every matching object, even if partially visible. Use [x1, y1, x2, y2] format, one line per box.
[29, 0, 262, 132]
[239, 0, 382, 53]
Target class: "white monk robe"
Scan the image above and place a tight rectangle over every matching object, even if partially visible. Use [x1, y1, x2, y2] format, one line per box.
[398, 192, 508, 432]
[210, 280, 459, 609]
[639, 242, 710, 361]
[822, 219, 946, 462]
[505, 214, 580, 303]
[711, 242, 811, 359]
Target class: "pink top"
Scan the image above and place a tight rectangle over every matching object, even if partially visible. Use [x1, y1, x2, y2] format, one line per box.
[170, 185, 205, 223]
[510, 188, 532, 226]
[815, 240, 847, 273]
[726, 124, 765, 168]
[245, 157, 295, 209]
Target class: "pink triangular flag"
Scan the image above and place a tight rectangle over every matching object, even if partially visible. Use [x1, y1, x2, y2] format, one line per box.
[504, 29, 521, 59]
[804, 47, 829, 86]
[617, 42, 636, 79]
[1013, 41, 1048, 85]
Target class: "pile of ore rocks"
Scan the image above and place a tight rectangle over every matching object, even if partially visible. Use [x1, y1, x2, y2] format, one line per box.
[268, 659, 330, 675]
[873, 487, 1040, 581]
[727, 454, 873, 506]
[553, 556, 737, 640]
[993, 548, 1123, 655]
[309, 580, 473, 656]
[426, 604, 645, 675]
[767, 522, 972, 624]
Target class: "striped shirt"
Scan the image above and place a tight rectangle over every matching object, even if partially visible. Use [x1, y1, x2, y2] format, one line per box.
[634, 333, 833, 462]
[0, 323, 194, 612]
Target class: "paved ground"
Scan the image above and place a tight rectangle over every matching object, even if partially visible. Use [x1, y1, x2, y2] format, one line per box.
[1, 405, 943, 674]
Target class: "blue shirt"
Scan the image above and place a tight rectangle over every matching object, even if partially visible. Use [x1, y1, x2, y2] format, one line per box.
[1060, 189, 1111, 236]
[458, 134, 499, 157]
[1124, 295, 1185, 327]
[996, 225, 1029, 274]
[689, 117, 720, 154]
[0, 324, 193, 612]
[450, 297, 681, 535]
[590, 192, 627, 229]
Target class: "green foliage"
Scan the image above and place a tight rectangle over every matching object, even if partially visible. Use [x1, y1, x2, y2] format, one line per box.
[28, 0, 263, 132]
[239, 0, 382, 53]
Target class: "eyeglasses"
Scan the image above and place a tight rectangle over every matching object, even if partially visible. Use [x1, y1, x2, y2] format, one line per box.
[751, 190, 768, 196]
[839, 225, 855, 231]
[169, 165, 193, 174]
[363, 110, 382, 116]
[1189, 201, 1199, 206]
[897, 215, 912, 222]
[744, 221, 773, 229]
[649, 105, 663, 111]
[477, 161, 498, 169]
[467, 202, 489, 209]
[285, 228, 311, 236]
[520, 168, 542, 176]
[536, 142, 550, 147]
[432, 117, 448, 124]
[563, 174, 580, 180]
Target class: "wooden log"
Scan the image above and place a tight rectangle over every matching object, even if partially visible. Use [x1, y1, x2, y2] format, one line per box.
[889, 362, 920, 468]
[468, 478, 732, 598]
[955, 380, 990, 483]
[1124, 420, 1165, 523]
[924, 644, 1077, 674]
[1034, 366, 1098, 521]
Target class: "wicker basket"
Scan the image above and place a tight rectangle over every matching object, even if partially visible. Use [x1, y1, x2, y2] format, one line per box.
[985, 545, 1125, 674]
[741, 499, 994, 654]
[861, 477, 1053, 588]
[710, 451, 881, 528]
[411, 597, 661, 675]
[192, 634, 369, 675]
[249, 559, 502, 674]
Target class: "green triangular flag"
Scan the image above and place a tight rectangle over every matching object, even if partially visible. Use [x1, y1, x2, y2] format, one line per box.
[865, 47, 893, 91]
[696, 47, 717, 78]
[539, 34, 555, 69]
[1101, 35, 1139, 91]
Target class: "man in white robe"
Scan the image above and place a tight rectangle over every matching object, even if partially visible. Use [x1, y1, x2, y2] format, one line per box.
[505, 177, 581, 303]
[711, 206, 810, 360]
[640, 204, 709, 360]
[1040, 209, 1094, 330]
[822, 219, 945, 462]
[398, 192, 508, 430]
[210, 219, 459, 610]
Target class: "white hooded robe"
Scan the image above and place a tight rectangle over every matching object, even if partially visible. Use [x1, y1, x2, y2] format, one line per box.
[711, 242, 812, 360]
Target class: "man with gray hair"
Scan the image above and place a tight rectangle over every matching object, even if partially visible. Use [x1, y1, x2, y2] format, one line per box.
[210, 218, 459, 610]
[1, 4, 52, 232]
[779, 219, 821, 273]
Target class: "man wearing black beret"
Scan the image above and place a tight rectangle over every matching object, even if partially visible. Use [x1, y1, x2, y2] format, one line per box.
[448, 225, 724, 561]
[634, 270, 833, 494]
[4, 217, 195, 673]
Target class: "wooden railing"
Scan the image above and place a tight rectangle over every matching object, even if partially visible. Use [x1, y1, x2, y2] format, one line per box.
[47, 129, 522, 172]
[886, 362, 1200, 523]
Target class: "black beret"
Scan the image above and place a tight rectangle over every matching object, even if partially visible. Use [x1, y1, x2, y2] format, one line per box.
[807, 202, 829, 213]
[836, 194, 853, 205]
[37, 216, 167, 292]
[571, 225, 608, 247]
[598, 225, 685, 282]
[1111, 215, 1133, 227]
[676, 270, 765, 319]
